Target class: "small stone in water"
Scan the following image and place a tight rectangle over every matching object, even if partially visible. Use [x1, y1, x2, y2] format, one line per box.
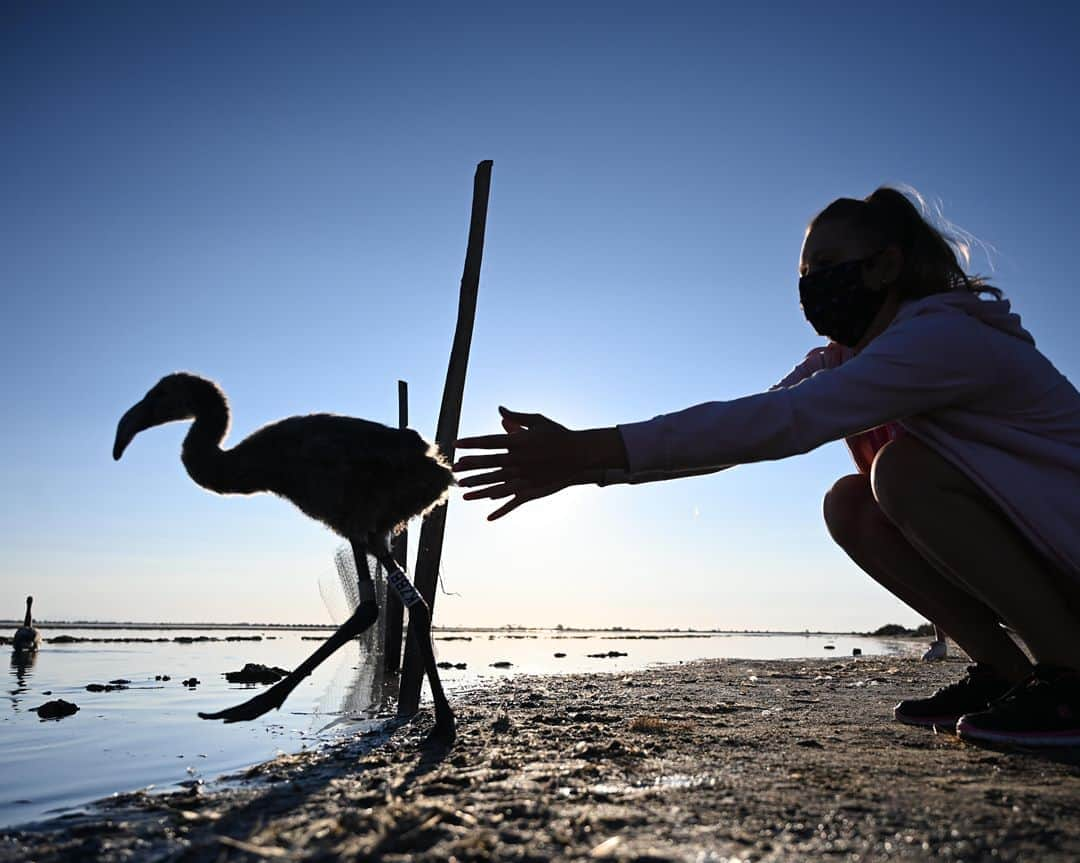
[86, 683, 128, 692]
[35, 699, 79, 719]
[182, 678, 200, 687]
[491, 661, 513, 668]
[224, 664, 287, 684]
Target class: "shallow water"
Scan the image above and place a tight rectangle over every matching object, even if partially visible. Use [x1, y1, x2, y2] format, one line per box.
[1, 626, 907, 828]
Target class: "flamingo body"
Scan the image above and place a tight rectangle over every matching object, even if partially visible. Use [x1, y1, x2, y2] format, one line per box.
[113, 373, 457, 744]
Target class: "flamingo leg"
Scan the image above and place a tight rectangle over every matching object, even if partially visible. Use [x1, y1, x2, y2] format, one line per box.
[370, 534, 455, 748]
[199, 542, 379, 724]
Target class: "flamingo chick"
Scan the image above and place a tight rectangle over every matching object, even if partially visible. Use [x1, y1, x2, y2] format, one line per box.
[113, 372, 456, 745]
[13, 596, 40, 652]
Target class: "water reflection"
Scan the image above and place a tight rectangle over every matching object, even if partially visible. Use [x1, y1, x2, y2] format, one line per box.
[315, 643, 396, 735]
[8, 650, 36, 712]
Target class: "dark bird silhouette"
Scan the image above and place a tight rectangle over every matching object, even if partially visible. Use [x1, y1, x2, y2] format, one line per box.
[13, 596, 40, 652]
[113, 372, 456, 744]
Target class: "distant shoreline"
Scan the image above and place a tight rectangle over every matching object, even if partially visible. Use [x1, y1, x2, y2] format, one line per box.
[0, 619, 924, 637]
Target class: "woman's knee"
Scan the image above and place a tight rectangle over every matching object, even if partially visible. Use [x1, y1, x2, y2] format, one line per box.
[870, 437, 934, 524]
[823, 474, 873, 548]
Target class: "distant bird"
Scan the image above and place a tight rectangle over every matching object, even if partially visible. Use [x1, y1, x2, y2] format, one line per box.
[13, 596, 40, 652]
[113, 372, 456, 744]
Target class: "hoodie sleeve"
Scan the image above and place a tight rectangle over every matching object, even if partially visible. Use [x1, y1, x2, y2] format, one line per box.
[617, 308, 1000, 476]
[592, 349, 834, 485]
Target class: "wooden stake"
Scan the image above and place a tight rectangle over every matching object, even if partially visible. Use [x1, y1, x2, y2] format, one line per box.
[383, 379, 409, 673]
[398, 160, 493, 717]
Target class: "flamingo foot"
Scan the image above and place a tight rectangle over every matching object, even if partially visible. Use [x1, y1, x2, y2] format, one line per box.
[422, 713, 457, 751]
[199, 601, 380, 724]
[198, 677, 299, 723]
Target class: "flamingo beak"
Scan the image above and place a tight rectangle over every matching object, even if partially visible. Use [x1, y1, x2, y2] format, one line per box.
[113, 398, 154, 460]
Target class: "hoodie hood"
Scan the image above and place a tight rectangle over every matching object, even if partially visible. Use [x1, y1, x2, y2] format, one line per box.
[896, 291, 1035, 346]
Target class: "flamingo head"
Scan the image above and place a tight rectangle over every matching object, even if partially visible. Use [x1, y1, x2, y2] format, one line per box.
[113, 373, 214, 460]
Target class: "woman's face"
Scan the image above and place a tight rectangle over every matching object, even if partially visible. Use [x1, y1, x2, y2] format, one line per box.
[799, 219, 878, 278]
[799, 218, 904, 350]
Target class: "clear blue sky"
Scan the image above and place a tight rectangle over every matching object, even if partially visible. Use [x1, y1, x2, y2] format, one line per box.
[3, 2, 1078, 630]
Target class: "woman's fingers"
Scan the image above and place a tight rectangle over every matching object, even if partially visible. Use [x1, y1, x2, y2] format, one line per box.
[452, 453, 511, 472]
[501, 415, 526, 433]
[463, 481, 521, 501]
[458, 468, 518, 488]
[485, 480, 569, 520]
[488, 495, 532, 521]
[498, 407, 566, 432]
[455, 433, 513, 450]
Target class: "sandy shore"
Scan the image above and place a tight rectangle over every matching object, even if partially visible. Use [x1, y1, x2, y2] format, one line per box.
[4, 655, 1079, 862]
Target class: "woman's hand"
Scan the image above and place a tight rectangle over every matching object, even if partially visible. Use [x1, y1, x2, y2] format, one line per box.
[454, 407, 627, 520]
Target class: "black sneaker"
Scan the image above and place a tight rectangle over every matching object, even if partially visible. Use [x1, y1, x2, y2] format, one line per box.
[957, 665, 1080, 747]
[894, 664, 1012, 728]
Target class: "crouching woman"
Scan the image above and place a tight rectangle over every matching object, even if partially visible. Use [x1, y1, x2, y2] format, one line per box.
[455, 188, 1080, 747]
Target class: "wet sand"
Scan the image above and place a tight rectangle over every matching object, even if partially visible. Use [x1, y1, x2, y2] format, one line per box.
[4, 655, 1079, 862]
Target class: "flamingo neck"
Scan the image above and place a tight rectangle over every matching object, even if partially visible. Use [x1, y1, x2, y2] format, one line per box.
[180, 381, 233, 493]
[24, 598, 32, 628]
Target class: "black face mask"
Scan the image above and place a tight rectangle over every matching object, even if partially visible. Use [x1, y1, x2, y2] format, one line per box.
[798, 252, 888, 348]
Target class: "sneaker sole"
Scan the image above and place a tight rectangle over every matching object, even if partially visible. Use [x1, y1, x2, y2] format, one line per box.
[893, 709, 962, 729]
[956, 717, 1080, 747]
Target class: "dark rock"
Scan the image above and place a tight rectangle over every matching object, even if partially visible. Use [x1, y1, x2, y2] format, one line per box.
[454, 663, 467, 670]
[108, 679, 131, 685]
[182, 678, 200, 687]
[554, 652, 567, 658]
[490, 661, 513, 668]
[823, 645, 836, 650]
[155, 675, 171, 681]
[35, 699, 79, 719]
[86, 683, 128, 692]
[852, 648, 862, 656]
[224, 663, 288, 684]
[587, 651, 629, 658]
[437, 662, 453, 669]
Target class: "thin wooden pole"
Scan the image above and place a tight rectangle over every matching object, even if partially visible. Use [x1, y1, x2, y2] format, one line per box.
[398, 159, 493, 717]
[383, 379, 409, 673]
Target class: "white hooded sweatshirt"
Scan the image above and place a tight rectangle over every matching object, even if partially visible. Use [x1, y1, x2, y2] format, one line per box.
[610, 293, 1080, 581]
